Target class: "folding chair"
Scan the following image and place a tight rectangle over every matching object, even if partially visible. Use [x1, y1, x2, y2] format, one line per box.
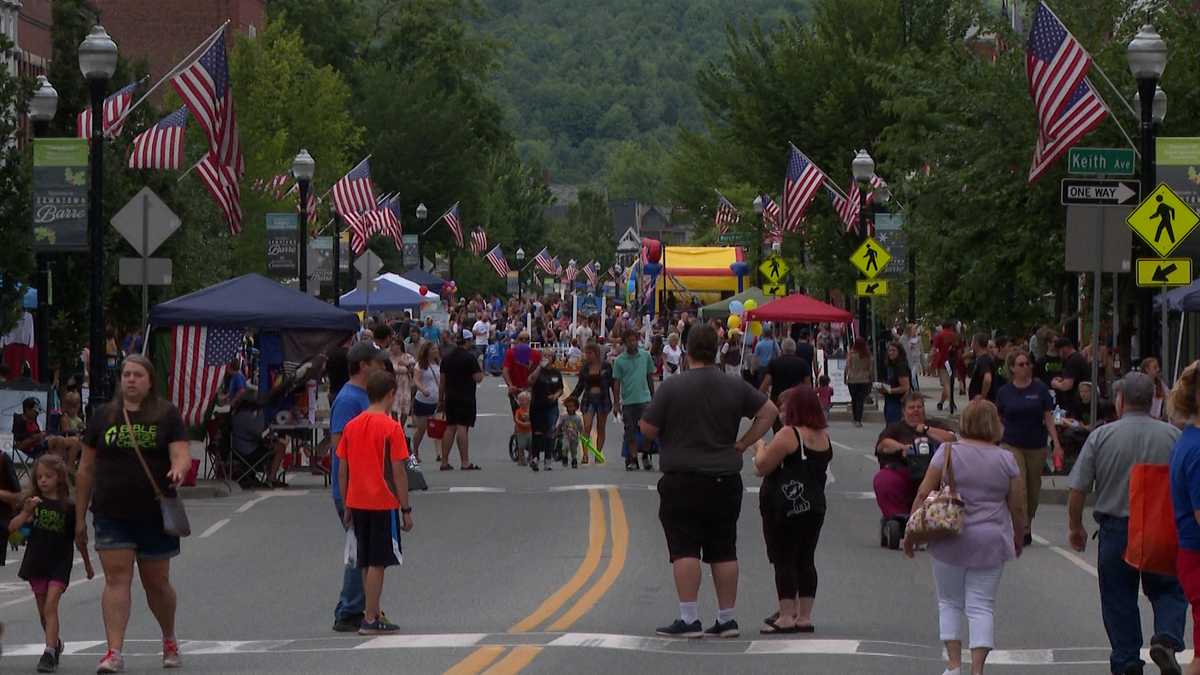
[228, 407, 276, 487]
[203, 414, 233, 482]
[8, 413, 34, 484]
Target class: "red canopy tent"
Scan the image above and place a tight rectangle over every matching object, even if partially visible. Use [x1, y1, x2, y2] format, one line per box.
[744, 293, 852, 323]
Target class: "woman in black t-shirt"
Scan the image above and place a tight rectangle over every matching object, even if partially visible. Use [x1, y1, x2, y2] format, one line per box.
[529, 348, 565, 470]
[76, 355, 192, 672]
[877, 343, 912, 425]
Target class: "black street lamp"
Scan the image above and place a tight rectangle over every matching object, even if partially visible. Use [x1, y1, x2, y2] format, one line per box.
[1127, 23, 1167, 364]
[851, 149, 875, 340]
[79, 25, 117, 411]
[292, 149, 315, 294]
[415, 202, 428, 271]
[29, 75, 57, 384]
[515, 247, 526, 297]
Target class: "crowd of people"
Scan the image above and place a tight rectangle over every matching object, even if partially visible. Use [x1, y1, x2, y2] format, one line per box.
[5, 288, 1200, 675]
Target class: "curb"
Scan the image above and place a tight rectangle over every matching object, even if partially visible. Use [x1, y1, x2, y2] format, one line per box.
[179, 481, 239, 500]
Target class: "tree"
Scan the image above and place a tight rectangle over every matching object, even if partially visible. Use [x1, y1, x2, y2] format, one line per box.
[546, 189, 614, 271]
[0, 35, 34, 335]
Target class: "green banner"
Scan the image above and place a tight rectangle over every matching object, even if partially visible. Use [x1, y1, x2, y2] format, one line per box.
[32, 138, 89, 251]
[1158, 138, 1200, 262]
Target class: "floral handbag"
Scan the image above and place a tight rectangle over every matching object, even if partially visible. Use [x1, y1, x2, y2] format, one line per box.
[904, 443, 965, 544]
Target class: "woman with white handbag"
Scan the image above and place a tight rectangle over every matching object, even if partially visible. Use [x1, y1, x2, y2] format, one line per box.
[903, 399, 1026, 675]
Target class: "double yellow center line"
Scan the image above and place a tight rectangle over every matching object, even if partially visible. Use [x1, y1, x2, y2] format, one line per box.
[445, 487, 629, 675]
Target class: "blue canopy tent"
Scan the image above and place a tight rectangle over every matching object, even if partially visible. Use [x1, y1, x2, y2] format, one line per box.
[1155, 279, 1200, 312]
[338, 276, 426, 311]
[399, 267, 446, 294]
[150, 273, 359, 331]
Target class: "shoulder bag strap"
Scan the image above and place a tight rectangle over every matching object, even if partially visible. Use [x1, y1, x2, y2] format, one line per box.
[123, 407, 164, 502]
[943, 443, 956, 491]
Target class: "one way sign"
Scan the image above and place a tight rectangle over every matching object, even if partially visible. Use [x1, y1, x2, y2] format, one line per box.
[1061, 179, 1140, 207]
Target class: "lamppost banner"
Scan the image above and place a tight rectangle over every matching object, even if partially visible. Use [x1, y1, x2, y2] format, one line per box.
[266, 213, 299, 276]
[32, 138, 89, 252]
[1158, 138, 1200, 263]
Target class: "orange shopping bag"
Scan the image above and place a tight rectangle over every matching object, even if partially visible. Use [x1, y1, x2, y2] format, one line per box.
[1125, 464, 1178, 577]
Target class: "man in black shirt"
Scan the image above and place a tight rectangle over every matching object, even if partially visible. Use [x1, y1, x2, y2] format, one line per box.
[796, 330, 817, 372]
[439, 333, 485, 469]
[968, 334, 998, 402]
[759, 339, 811, 429]
[1051, 336, 1089, 420]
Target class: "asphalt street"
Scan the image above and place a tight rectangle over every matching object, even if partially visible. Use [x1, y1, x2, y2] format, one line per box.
[0, 373, 1185, 673]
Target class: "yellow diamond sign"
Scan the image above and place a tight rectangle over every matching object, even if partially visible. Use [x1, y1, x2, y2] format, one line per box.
[850, 237, 891, 279]
[759, 256, 789, 283]
[856, 279, 888, 297]
[1127, 183, 1200, 258]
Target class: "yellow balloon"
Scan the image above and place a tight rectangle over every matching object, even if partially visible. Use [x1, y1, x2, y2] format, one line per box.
[743, 299, 758, 311]
[750, 321, 763, 337]
[727, 315, 742, 330]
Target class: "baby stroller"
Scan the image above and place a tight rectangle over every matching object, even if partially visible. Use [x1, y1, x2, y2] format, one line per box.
[485, 342, 506, 376]
[876, 436, 938, 549]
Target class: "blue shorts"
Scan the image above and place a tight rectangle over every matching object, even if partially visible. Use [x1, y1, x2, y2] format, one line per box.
[413, 400, 437, 417]
[93, 516, 180, 560]
[581, 391, 611, 415]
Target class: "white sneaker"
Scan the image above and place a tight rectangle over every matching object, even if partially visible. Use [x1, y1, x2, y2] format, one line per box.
[942, 668, 961, 675]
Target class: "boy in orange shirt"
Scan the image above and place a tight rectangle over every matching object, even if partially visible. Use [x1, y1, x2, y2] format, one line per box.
[336, 370, 414, 635]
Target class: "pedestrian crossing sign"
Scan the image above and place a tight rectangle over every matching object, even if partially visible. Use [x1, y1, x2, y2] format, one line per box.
[850, 237, 891, 279]
[1127, 183, 1199, 258]
[759, 256, 789, 283]
[856, 279, 888, 297]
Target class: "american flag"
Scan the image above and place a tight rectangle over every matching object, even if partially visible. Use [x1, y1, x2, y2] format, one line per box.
[762, 226, 783, 248]
[128, 105, 187, 170]
[1025, 2, 1107, 183]
[865, 174, 888, 205]
[195, 152, 242, 234]
[77, 82, 138, 139]
[533, 247, 556, 275]
[828, 181, 861, 233]
[714, 190, 740, 234]
[172, 28, 244, 175]
[331, 157, 376, 220]
[169, 325, 243, 426]
[608, 263, 622, 280]
[266, 174, 292, 199]
[346, 212, 369, 255]
[366, 195, 403, 249]
[760, 194, 782, 230]
[485, 244, 510, 277]
[783, 145, 825, 232]
[297, 190, 319, 224]
[582, 261, 598, 287]
[563, 260, 578, 284]
[470, 228, 489, 256]
[441, 203, 465, 248]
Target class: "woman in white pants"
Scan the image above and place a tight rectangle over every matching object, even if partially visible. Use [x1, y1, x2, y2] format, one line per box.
[904, 400, 1025, 675]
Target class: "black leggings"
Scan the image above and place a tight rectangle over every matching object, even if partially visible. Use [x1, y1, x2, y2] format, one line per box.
[848, 383, 870, 423]
[762, 512, 824, 599]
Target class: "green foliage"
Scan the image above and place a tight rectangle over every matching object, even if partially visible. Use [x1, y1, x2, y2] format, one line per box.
[0, 35, 33, 336]
[476, 0, 812, 184]
[545, 189, 615, 273]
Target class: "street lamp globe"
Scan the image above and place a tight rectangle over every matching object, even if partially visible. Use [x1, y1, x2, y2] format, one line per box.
[78, 25, 118, 81]
[291, 149, 315, 182]
[29, 75, 58, 122]
[416, 203, 427, 221]
[851, 149, 875, 183]
[515, 247, 526, 262]
[874, 183, 892, 205]
[752, 195, 764, 214]
[1126, 24, 1167, 81]
[1133, 86, 1169, 125]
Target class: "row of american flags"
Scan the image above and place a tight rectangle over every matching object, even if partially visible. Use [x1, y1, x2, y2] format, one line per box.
[709, 2, 1112, 240]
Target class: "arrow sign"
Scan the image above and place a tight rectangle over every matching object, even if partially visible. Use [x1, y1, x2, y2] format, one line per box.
[1153, 263, 1178, 283]
[1060, 179, 1141, 207]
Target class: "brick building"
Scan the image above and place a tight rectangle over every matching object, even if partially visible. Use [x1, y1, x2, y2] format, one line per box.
[2, 0, 52, 79]
[90, 0, 265, 83]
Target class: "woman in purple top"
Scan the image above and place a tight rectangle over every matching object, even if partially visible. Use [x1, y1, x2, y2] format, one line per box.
[904, 400, 1025, 675]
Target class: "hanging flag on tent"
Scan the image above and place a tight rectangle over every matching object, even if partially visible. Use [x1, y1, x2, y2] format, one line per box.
[167, 324, 243, 426]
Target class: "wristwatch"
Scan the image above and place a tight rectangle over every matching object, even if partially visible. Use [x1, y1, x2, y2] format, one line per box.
[400, 507, 413, 514]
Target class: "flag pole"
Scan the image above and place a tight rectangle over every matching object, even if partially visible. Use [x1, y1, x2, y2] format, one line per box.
[1086, 77, 1142, 158]
[111, 21, 228, 134]
[421, 201, 459, 236]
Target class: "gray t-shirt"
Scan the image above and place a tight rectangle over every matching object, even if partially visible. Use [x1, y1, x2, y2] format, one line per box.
[1068, 412, 1181, 517]
[642, 366, 769, 475]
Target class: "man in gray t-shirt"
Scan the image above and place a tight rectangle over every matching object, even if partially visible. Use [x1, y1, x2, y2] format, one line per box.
[1066, 372, 1186, 674]
[641, 324, 776, 640]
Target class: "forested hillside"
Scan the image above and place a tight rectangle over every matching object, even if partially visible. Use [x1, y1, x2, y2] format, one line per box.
[478, 0, 811, 188]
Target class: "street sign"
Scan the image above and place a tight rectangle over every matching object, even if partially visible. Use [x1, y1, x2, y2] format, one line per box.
[850, 237, 891, 279]
[1127, 183, 1200, 258]
[1136, 258, 1193, 287]
[718, 232, 750, 246]
[759, 256, 789, 283]
[856, 279, 888, 297]
[354, 250, 383, 295]
[1060, 179, 1140, 207]
[1067, 147, 1136, 176]
[111, 187, 179, 257]
[118, 257, 172, 286]
[1065, 206, 1132, 273]
[763, 283, 787, 297]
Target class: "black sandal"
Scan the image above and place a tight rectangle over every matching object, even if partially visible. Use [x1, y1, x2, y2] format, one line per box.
[439, 464, 453, 471]
[462, 464, 482, 471]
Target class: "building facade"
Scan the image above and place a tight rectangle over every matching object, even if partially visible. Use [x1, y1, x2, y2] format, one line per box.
[3, 0, 51, 79]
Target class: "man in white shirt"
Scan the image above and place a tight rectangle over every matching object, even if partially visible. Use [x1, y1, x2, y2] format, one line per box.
[574, 321, 594, 345]
[472, 316, 492, 362]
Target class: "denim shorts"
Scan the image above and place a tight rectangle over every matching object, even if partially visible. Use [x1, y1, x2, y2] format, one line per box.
[94, 516, 180, 560]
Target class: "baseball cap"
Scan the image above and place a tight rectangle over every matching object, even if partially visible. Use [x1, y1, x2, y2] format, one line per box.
[347, 341, 388, 365]
[22, 397, 42, 413]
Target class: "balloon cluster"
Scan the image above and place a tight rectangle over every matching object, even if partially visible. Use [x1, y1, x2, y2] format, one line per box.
[727, 298, 762, 336]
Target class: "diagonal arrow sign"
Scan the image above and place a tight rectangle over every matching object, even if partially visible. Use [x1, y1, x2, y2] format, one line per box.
[1153, 263, 1178, 283]
[865, 283, 879, 293]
